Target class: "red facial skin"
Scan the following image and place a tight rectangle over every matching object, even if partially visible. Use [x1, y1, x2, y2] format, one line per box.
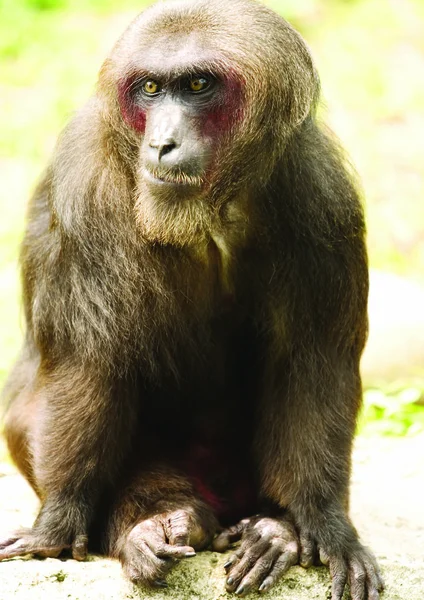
[202, 75, 244, 138]
[118, 75, 147, 133]
[118, 74, 245, 137]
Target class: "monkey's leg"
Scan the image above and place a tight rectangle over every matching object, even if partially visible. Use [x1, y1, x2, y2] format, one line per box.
[255, 356, 384, 600]
[3, 353, 39, 493]
[0, 360, 136, 561]
[105, 468, 219, 587]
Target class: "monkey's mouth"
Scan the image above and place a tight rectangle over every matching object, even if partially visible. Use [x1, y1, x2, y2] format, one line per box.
[143, 167, 204, 188]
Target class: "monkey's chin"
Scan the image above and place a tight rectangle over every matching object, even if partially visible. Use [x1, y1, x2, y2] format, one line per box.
[134, 183, 212, 247]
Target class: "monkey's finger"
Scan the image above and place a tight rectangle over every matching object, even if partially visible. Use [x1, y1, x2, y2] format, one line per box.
[348, 557, 366, 600]
[319, 546, 330, 565]
[0, 535, 20, 551]
[163, 509, 190, 543]
[165, 517, 192, 548]
[232, 544, 281, 596]
[72, 534, 88, 561]
[299, 533, 315, 568]
[155, 542, 196, 558]
[362, 550, 384, 592]
[0, 538, 66, 560]
[212, 519, 249, 552]
[226, 538, 270, 592]
[0, 539, 29, 559]
[123, 539, 171, 585]
[363, 555, 384, 600]
[140, 535, 194, 559]
[168, 529, 190, 546]
[140, 527, 194, 559]
[258, 542, 298, 593]
[329, 556, 348, 600]
[222, 525, 263, 572]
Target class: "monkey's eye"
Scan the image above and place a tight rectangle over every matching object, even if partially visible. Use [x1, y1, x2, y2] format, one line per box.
[142, 80, 160, 95]
[188, 76, 211, 93]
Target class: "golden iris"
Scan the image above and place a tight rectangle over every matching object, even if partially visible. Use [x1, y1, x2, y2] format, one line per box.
[189, 77, 209, 92]
[143, 80, 159, 95]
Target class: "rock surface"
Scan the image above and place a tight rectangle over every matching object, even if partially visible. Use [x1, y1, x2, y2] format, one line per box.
[0, 434, 423, 600]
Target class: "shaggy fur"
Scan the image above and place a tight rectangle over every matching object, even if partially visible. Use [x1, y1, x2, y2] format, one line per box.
[1, 1, 381, 598]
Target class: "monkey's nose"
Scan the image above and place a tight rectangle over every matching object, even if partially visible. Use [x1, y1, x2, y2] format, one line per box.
[149, 140, 178, 163]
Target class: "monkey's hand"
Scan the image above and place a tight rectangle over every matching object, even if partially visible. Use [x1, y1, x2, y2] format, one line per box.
[0, 497, 89, 562]
[297, 528, 384, 600]
[120, 503, 216, 587]
[212, 515, 299, 595]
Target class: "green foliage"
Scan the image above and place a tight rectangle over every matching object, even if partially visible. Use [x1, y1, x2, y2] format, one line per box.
[359, 385, 424, 436]
[25, 0, 65, 10]
[1, 0, 147, 16]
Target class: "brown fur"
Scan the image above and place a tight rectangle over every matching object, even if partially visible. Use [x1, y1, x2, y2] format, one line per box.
[1, 1, 380, 597]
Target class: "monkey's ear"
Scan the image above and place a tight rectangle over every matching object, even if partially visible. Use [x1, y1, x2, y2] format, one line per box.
[286, 63, 320, 127]
[274, 23, 321, 128]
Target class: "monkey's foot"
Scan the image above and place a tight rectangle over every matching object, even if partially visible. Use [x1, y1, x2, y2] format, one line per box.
[120, 505, 216, 587]
[299, 531, 384, 600]
[0, 528, 88, 561]
[212, 515, 299, 596]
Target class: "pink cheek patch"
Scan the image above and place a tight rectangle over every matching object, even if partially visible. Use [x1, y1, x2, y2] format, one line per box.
[118, 77, 147, 134]
[203, 75, 245, 138]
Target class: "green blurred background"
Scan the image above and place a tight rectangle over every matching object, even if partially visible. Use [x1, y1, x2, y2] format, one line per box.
[1, 0, 424, 437]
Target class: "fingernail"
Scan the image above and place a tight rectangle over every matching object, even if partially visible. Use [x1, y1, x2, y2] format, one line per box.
[185, 551, 196, 557]
[154, 579, 168, 588]
[224, 560, 233, 569]
[227, 576, 234, 585]
[235, 585, 245, 595]
[259, 580, 270, 592]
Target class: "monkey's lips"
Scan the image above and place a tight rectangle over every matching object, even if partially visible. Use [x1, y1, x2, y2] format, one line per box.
[143, 168, 203, 188]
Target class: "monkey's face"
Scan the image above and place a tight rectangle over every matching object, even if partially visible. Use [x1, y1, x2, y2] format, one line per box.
[107, 0, 318, 246]
[132, 74, 224, 189]
[117, 39, 245, 245]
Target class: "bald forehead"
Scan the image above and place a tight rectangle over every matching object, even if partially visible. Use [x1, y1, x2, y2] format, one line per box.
[118, 25, 232, 81]
[137, 31, 218, 76]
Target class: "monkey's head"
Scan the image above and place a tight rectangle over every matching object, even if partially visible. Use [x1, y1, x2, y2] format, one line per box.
[98, 0, 319, 246]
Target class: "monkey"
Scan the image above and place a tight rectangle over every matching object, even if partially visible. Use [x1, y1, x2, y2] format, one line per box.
[0, 1, 383, 599]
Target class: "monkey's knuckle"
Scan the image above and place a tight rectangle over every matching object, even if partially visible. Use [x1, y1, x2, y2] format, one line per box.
[254, 517, 272, 529]
[270, 536, 284, 550]
[352, 567, 366, 586]
[333, 571, 347, 587]
[285, 540, 299, 554]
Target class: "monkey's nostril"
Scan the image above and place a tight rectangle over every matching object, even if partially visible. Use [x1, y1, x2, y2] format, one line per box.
[158, 143, 176, 161]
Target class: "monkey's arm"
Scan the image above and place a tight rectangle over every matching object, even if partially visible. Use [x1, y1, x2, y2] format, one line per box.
[253, 234, 383, 600]
[0, 130, 138, 559]
[0, 357, 137, 560]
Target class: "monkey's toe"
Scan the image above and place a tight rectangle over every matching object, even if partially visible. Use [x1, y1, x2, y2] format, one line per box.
[222, 515, 299, 595]
[0, 528, 69, 561]
[325, 544, 384, 600]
